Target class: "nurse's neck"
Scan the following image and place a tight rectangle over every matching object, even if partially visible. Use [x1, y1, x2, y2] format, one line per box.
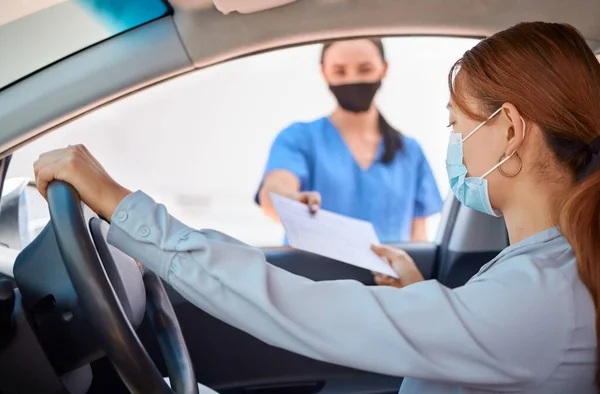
[330, 106, 380, 138]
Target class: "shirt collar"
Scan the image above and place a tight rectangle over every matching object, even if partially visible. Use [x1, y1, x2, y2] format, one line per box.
[473, 226, 563, 277]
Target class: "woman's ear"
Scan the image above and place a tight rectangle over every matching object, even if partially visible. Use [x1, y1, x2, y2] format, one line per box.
[320, 64, 327, 80]
[501, 103, 526, 156]
[381, 61, 389, 79]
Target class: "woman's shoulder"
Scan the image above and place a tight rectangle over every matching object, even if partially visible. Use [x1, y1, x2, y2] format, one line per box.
[277, 117, 330, 139]
[390, 135, 426, 163]
[476, 233, 585, 313]
[399, 135, 424, 153]
[481, 235, 593, 344]
[479, 231, 576, 282]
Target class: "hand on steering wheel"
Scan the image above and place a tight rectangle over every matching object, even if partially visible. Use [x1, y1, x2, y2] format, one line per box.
[34, 144, 131, 219]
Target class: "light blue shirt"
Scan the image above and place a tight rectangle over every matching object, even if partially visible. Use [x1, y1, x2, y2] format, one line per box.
[256, 117, 443, 243]
[108, 191, 596, 393]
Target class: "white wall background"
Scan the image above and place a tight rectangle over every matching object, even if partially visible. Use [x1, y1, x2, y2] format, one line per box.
[7, 36, 479, 246]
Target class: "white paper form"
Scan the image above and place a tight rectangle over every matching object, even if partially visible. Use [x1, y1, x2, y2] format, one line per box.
[270, 193, 399, 278]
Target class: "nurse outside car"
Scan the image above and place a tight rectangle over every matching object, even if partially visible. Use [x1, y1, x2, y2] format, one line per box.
[255, 38, 444, 252]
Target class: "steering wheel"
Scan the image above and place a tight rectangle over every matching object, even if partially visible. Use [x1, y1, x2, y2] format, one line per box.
[46, 181, 198, 394]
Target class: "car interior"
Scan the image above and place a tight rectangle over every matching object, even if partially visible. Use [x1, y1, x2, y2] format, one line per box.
[0, 0, 597, 393]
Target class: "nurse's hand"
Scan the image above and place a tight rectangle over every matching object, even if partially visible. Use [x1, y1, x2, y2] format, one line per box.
[290, 191, 321, 214]
[33, 145, 131, 219]
[371, 245, 424, 288]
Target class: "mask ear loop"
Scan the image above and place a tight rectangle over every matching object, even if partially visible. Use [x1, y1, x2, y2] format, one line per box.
[463, 107, 503, 143]
[481, 117, 526, 179]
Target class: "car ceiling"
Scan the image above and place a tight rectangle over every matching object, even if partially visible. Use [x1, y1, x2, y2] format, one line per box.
[173, 0, 600, 68]
[1, 0, 600, 156]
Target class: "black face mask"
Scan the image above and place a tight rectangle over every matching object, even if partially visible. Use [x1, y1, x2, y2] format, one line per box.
[329, 81, 382, 113]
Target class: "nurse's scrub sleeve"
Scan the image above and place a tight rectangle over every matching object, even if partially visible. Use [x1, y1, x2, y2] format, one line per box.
[256, 123, 311, 197]
[107, 191, 576, 391]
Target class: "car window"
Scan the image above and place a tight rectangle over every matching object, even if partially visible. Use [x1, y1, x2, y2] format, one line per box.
[6, 36, 479, 248]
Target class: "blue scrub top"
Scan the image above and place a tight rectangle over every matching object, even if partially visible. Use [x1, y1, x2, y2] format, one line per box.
[256, 117, 443, 243]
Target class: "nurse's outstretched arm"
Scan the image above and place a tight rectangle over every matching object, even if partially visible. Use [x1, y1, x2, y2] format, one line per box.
[256, 123, 321, 219]
[107, 191, 572, 392]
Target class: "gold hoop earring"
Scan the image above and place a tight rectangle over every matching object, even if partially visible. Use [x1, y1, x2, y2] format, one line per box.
[498, 152, 522, 177]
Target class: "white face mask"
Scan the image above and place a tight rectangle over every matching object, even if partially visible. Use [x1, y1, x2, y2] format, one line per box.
[446, 107, 525, 216]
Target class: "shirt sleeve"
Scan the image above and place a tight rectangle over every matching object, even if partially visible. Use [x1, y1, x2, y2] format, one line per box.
[107, 191, 572, 391]
[412, 142, 443, 218]
[254, 123, 311, 204]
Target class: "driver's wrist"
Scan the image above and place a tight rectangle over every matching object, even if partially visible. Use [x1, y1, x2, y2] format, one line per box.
[101, 185, 132, 220]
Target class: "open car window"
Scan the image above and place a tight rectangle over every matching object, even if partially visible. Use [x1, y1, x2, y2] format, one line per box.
[5, 36, 479, 248]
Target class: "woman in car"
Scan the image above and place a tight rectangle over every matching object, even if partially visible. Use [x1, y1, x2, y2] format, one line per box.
[256, 38, 443, 244]
[35, 22, 600, 393]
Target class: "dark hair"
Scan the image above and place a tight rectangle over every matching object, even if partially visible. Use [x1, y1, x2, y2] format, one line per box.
[321, 38, 403, 163]
[450, 22, 600, 384]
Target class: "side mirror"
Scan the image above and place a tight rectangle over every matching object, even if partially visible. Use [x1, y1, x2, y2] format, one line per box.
[0, 178, 49, 250]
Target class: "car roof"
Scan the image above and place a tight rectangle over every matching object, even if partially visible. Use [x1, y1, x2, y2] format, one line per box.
[1, 0, 599, 156]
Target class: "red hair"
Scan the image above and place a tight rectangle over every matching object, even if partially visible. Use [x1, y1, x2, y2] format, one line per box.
[450, 22, 600, 382]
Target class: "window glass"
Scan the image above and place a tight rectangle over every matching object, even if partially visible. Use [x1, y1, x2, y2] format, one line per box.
[7, 36, 479, 248]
